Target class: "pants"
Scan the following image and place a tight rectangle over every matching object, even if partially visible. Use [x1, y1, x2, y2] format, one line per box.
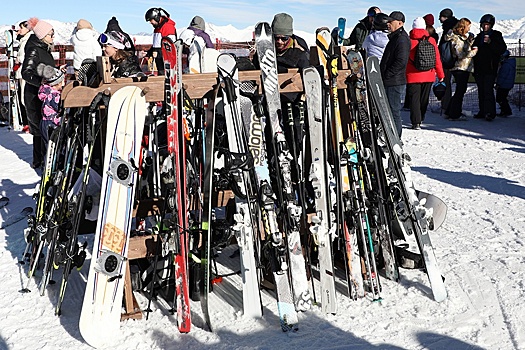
[448, 70, 470, 119]
[407, 82, 432, 125]
[474, 73, 497, 117]
[441, 68, 453, 112]
[496, 88, 512, 115]
[24, 90, 44, 166]
[40, 119, 57, 152]
[385, 84, 404, 137]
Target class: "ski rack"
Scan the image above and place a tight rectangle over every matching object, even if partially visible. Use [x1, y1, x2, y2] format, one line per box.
[62, 50, 355, 106]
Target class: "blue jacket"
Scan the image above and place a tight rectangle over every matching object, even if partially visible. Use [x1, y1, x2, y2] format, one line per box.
[362, 30, 389, 61]
[496, 57, 516, 89]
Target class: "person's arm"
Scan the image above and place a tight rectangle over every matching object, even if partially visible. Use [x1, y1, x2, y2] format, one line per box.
[22, 46, 43, 87]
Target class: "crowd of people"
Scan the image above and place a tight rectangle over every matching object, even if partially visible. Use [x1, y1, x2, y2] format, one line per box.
[10, 7, 516, 168]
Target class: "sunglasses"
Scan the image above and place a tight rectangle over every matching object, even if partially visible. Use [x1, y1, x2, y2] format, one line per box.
[274, 35, 290, 42]
[47, 31, 55, 37]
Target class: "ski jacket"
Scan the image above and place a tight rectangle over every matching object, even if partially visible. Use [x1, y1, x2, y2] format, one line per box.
[343, 18, 371, 50]
[152, 17, 176, 49]
[496, 57, 516, 89]
[406, 28, 444, 83]
[15, 32, 32, 79]
[444, 30, 477, 73]
[37, 84, 61, 125]
[362, 30, 388, 61]
[439, 17, 459, 46]
[380, 27, 410, 87]
[70, 28, 103, 70]
[111, 55, 143, 78]
[472, 29, 507, 75]
[188, 27, 214, 48]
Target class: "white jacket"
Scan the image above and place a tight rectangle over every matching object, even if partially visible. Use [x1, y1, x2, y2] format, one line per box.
[70, 28, 102, 70]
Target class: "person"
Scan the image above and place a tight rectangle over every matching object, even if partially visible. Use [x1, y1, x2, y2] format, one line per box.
[36, 64, 65, 150]
[187, 16, 214, 48]
[70, 19, 102, 78]
[438, 8, 459, 113]
[444, 18, 478, 120]
[99, 31, 143, 78]
[104, 16, 136, 52]
[22, 18, 63, 169]
[472, 14, 507, 121]
[253, 13, 309, 73]
[15, 20, 32, 130]
[423, 14, 439, 43]
[144, 7, 176, 75]
[380, 11, 410, 137]
[406, 17, 444, 129]
[495, 50, 516, 117]
[362, 12, 389, 61]
[343, 6, 381, 51]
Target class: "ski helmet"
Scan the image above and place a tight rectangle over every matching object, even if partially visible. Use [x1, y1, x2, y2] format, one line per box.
[373, 13, 389, 31]
[145, 8, 162, 22]
[480, 14, 495, 26]
[432, 82, 446, 101]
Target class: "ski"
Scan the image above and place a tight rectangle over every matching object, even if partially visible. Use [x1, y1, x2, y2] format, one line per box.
[365, 56, 447, 302]
[4, 29, 22, 131]
[337, 18, 346, 46]
[79, 86, 147, 348]
[0, 206, 32, 229]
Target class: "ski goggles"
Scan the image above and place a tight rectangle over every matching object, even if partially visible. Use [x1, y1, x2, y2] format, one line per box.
[99, 33, 125, 50]
[274, 35, 290, 42]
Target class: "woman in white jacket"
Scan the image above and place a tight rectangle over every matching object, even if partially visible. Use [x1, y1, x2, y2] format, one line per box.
[70, 19, 102, 76]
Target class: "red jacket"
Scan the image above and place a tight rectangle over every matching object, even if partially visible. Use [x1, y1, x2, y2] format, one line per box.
[152, 17, 176, 48]
[406, 28, 444, 83]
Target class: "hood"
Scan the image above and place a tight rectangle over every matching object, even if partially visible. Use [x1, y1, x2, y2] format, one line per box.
[410, 28, 430, 40]
[72, 28, 99, 42]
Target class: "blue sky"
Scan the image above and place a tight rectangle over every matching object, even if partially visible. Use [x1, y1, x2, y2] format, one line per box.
[1, 0, 522, 34]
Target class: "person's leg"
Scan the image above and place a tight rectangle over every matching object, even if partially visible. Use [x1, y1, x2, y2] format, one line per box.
[407, 83, 421, 126]
[482, 73, 497, 119]
[474, 73, 485, 118]
[498, 88, 512, 115]
[385, 84, 403, 137]
[420, 82, 432, 122]
[24, 92, 43, 167]
[441, 68, 453, 112]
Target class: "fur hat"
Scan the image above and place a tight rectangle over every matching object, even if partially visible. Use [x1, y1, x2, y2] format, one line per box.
[272, 13, 293, 36]
[37, 63, 65, 86]
[190, 16, 205, 31]
[423, 14, 434, 26]
[77, 19, 93, 30]
[413, 17, 426, 30]
[32, 19, 54, 40]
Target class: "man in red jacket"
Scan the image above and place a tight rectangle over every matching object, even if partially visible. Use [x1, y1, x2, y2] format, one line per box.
[145, 7, 176, 75]
[406, 17, 444, 129]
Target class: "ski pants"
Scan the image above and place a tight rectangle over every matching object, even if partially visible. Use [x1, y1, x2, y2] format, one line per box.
[474, 72, 497, 118]
[24, 92, 44, 166]
[385, 84, 404, 138]
[496, 87, 512, 115]
[448, 70, 470, 119]
[407, 82, 432, 125]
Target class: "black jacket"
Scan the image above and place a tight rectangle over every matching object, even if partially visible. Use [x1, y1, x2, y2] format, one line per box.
[111, 55, 143, 78]
[439, 17, 459, 46]
[343, 18, 371, 50]
[380, 27, 410, 87]
[472, 29, 507, 75]
[22, 34, 56, 109]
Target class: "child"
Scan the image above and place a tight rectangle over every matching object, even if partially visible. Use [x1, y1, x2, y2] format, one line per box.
[70, 19, 102, 79]
[36, 64, 65, 149]
[495, 50, 516, 117]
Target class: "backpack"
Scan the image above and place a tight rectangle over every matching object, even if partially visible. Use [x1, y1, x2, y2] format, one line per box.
[439, 39, 456, 69]
[414, 37, 436, 71]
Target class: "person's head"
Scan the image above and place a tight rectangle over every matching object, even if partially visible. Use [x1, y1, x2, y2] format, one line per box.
[76, 19, 93, 31]
[480, 14, 495, 32]
[373, 13, 390, 32]
[453, 18, 472, 36]
[17, 21, 30, 38]
[145, 7, 169, 28]
[37, 63, 65, 90]
[412, 17, 426, 31]
[272, 13, 293, 52]
[29, 18, 54, 45]
[439, 8, 453, 24]
[99, 31, 132, 60]
[190, 16, 206, 31]
[423, 14, 435, 27]
[387, 11, 405, 32]
[367, 6, 381, 23]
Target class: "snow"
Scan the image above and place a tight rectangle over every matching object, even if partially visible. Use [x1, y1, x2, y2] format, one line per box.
[1, 103, 524, 349]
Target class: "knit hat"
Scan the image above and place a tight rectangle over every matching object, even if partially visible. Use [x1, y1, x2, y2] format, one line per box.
[413, 17, 426, 30]
[439, 8, 453, 19]
[272, 13, 293, 36]
[37, 63, 65, 86]
[33, 20, 54, 40]
[190, 16, 205, 31]
[99, 30, 131, 50]
[103, 17, 135, 52]
[387, 11, 405, 23]
[423, 14, 434, 26]
[77, 19, 93, 30]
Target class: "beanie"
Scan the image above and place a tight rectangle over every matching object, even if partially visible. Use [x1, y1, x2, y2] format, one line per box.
[77, 19, 93, 30]
[37, 63, 65, 86]
[439, 8, 453, 19]
[33, 20, 54, 40]
[190, 16, 205, 31]
[423, 14, 434, 26]
[413, 17, 426, 30]
[272, 13, 293, 36]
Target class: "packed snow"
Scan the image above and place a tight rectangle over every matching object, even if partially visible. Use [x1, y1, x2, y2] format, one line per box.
[1, 102, 524, 349]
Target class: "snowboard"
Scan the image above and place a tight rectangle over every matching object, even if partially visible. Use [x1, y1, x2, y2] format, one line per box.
[79, 86, 146, 348]
[0, 206, 32, 229]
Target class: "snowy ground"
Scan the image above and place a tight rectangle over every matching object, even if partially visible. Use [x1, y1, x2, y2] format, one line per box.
[1, 106, 524, 350]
